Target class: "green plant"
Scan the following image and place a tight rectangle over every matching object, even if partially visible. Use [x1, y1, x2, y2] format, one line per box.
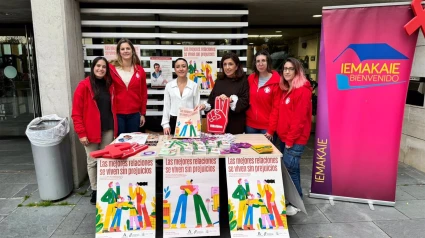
[95, 204, 104, 233]
[258, 217, 263, 230]
[25, 200, 74, 207]
[77, 191, 87, 196]
[228, 199, 237, 231]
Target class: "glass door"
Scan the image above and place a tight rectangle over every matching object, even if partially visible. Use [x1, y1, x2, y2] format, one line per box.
[0, 26, 40, 137]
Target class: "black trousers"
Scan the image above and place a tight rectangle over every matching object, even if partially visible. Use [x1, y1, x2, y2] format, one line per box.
[169, 115, 177, 135]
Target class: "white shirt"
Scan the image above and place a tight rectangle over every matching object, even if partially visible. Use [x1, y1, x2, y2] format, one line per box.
[161, 79, 200, 129]
[116, 67, 134, 88]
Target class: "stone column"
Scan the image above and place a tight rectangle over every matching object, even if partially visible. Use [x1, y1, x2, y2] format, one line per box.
[31, 0, 86, 187]
[400, 33, 425, 173]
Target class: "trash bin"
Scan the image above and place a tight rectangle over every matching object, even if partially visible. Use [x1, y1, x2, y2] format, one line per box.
[26, 114, 73, 200]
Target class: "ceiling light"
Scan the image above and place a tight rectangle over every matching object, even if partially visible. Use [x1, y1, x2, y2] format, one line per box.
[249, 43, 253, 45]
[247, 35, 282, 38]
[275, 31, 282, 33]
[313, 15, 322, 18]
[176, 42, 181, 45]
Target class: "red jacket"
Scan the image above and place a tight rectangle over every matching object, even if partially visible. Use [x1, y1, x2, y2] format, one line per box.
[109, 64, 147, 115]
[246, 71, 283, 135]
[277, 81, 313, 147]
[71, 77, 118, 144]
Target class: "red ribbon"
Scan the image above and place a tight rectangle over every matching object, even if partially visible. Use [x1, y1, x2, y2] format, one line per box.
[404, 0, 425, 37]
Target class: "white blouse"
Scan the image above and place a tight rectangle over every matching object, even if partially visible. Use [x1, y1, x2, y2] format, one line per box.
[161, 79, 200, 129]
[116, 67, 134, 88]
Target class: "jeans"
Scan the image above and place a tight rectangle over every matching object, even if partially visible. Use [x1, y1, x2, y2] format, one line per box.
[280, 142, 304, 198]
[117, 112, 140, 135]
[245, 126, 277, 145]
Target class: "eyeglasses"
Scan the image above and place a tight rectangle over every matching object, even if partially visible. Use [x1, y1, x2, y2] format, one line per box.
[283, 67, 295, 72]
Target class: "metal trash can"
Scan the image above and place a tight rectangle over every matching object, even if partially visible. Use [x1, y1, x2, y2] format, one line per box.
[26, 114, 73, 200]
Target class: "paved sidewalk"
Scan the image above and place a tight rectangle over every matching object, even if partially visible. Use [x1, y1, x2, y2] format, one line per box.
[0, 137, 424, 238]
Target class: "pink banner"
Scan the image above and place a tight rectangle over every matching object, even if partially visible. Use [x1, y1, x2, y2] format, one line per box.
[311, 5, 418, 202]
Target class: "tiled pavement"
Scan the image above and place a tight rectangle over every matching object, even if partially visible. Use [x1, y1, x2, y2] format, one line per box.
[1, 137, 425, 238]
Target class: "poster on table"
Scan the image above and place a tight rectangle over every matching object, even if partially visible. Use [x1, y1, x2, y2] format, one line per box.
[226, 155, 289, 238]
[95, 157, 156, 238]
[163, 155, 220, 237]
[173, 107, 201, 138]
[150, 56, 173, 88]
[311, 4, 418, 203]
[183, 46, 217, 94]
[103, 44, 141, 61]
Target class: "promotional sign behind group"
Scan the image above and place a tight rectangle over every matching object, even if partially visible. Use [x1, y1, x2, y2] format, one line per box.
[311, 5, 419, 203]
[183, 46, 217, 95]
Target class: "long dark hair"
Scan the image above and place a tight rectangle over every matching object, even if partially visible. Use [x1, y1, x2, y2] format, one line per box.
[90, 57, 112, 100]
[219, 52, 245, 80]
[253, 50, 272, 75]
[111, 38, 141, 67]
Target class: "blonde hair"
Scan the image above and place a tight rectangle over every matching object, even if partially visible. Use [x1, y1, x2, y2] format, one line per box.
[110, 38, 140, 67]
[279, 57, 308, 91]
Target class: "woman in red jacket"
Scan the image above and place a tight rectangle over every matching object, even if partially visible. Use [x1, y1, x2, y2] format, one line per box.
[109, 38, 147, 135]
[71, 56, 117, 205]
[246, 50, 282, 142]
[277, 57, 312, 215]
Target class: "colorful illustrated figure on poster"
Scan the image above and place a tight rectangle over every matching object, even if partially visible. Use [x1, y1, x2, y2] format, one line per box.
[170, 179, 214, 228]
[232, 178, 250, 230]
[244, 193, 255, 230]
[229, 178, 288, 231]
[101, 182, 120, 232]
[126, 195, 141, 230]
[129, 182, 153, 229]
[110, 195, 126, 232]
[163, 156, 220, 237]
[171, 180, 191, 228]
[226, 156, 289, 237]
[255, 193, 273, 229]
[174, 108, 201, 138]
[231, 178, 287, 231]
[257, 179, 284, 228]
[183, 46, 217, 93]
[177, 119, 197, 137]
[96, 157, 156, 238]
[201, 61, 215, 89]
[100, 181, 154, 233]
[191, 179, 214, 228]
[188, 61, 215, 90]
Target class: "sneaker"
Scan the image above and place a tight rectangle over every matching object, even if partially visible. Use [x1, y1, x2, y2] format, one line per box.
[90, 190, 97, 205]
[286, 205, 300, 216]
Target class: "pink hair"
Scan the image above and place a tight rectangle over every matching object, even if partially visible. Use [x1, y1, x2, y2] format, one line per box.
[279, 58, 308, 92]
